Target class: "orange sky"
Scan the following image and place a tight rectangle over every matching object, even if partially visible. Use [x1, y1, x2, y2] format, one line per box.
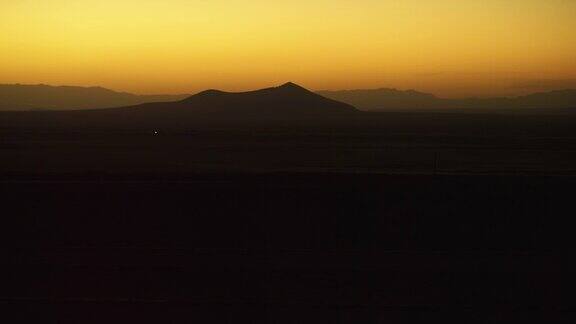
[1, 0, 575, 97]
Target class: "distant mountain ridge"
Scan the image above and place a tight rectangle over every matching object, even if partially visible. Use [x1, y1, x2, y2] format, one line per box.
[0, 84, 189, 111]
[317, 88, 438, 111]
[2, 83, 575, 112]
[318, 88, 576, 111]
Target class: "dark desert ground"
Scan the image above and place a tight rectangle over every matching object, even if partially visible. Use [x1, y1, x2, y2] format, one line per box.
[2, 83, 576, 322]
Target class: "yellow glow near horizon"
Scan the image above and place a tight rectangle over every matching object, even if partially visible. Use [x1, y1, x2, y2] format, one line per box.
[1, 0, 575, 97]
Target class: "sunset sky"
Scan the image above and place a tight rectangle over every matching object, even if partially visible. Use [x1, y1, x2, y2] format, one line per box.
[1, 0, 575, 97]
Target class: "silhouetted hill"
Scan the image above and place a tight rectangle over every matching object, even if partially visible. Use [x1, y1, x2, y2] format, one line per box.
[318, 88, 576, 111]
[0, 82, 358, 129]
[173, 82, 357, 114]
[0, 84, 189, 111]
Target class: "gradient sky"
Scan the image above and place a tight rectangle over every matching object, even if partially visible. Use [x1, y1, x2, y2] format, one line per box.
[1, 0, 575, 97]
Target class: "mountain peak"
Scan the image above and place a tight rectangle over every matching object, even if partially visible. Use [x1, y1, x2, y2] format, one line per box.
[277, 82, 309, 92]
[279, 81, 300, 88]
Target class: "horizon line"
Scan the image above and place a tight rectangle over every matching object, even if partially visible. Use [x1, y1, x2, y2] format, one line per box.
[1, 81, 575, 100]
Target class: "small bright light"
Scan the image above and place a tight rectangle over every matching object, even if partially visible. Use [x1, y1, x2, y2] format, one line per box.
[153, 130, 159, 135]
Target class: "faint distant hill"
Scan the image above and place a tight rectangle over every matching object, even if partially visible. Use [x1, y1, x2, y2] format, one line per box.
[0, 82, 358, 129]
[513, 90, 576, 108]
[0, 84, 189, 111]
[317, 88, 439, 111]
[318, 88, 576, 111]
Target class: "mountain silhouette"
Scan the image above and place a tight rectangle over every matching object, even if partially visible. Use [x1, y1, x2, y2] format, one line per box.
[0, 84, 189, 111]
[174, 82, 355, 114]
[111, 82, 357, 118]
[4, 83, 575, 113]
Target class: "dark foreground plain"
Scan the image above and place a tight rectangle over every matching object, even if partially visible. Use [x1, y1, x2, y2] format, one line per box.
[2, 111, 576, 322]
